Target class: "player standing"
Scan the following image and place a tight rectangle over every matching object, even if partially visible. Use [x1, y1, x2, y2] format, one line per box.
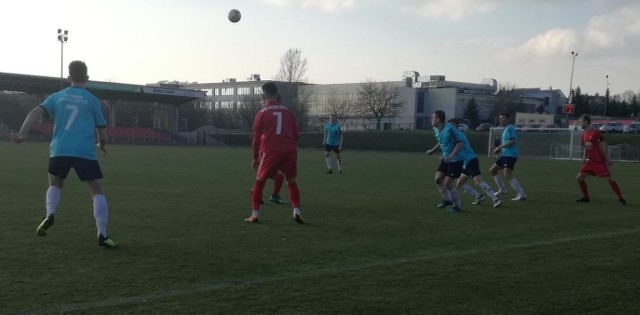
[575, 115, 626, 205]
[448, 119, 503, 208]
[10, 61, 116, 247]
[323, 115, 343, 174]
[489, 113, 527, 201]
[426, 110, 464, 212]
[246, 82, 304, 223]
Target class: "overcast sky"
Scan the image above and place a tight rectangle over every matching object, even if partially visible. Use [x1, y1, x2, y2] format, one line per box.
[1, 0, 639, 97]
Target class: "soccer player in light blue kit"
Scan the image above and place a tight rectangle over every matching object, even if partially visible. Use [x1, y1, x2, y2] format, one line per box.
[448, 119, 503, 208]
[426, 110, 467, 212]
[10, 60, 116, 247]
[489, 112, 527, 201]
[323, 115, 343, 174]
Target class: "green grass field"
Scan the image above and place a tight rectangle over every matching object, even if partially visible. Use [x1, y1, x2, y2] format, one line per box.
[1, 141, 639, 314]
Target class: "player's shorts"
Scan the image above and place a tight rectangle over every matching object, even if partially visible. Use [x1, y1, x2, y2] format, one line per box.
[436, 159, 463, 179]
[579, 162, 611, 178]
[49, 157, 103, 181]
[494, 156, 518, 170]
[257, 149, 297, 180]
[324, 144, 340, 153]
[462, 157, 482, 178]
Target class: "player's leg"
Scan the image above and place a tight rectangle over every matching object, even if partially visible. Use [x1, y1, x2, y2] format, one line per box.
[445, 161, 463, 212]
[281, 151, 303, 224]
[324, 147, 333, 174]
[457, 174, 482, 204]
[435, 161, 452, 208]
[489, 159, 507, 195]
[77, 158, 115, 247]
[471, 175, 502, 207]
[270, 172, 285, 204]
[502, 158, 526, 201]
[335, 149, 343, 173]
[37, 158, 71, 236]
[606, 177, 625, 205]
[575, 171, 591, 202]
[247, 154, 278, 223]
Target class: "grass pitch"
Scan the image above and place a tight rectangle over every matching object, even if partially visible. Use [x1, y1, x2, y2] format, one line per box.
[0, 141, 638, 314]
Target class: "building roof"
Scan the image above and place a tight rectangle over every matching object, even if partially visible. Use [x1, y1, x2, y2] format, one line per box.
[0, 72, 205, 104]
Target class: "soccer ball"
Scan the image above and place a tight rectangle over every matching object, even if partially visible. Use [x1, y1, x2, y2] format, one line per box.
[228, 9, 241, 23]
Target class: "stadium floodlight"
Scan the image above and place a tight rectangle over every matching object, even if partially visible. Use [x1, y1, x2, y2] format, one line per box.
[604, 75, 609, 117]
[568, 51, 578, 104]
[57, 29, 69, 89]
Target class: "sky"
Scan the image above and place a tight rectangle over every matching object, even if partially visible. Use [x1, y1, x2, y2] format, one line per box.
[1, 0, 639, 97]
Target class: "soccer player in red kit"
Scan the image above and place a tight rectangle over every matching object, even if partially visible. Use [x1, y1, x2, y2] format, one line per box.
[575, 114, 626, 205]
[245, 82, 304, 223]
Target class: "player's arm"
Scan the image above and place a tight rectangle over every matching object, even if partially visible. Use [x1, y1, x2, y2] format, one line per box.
[11, 106, 46, 144]
[322, 126, 327, 145]
[338, 131, 343, 150]
[426, 143, 440, 155]
[600, 138, 612, 165]
[96, 127, 108, 155]
[446, 141, 463, 163]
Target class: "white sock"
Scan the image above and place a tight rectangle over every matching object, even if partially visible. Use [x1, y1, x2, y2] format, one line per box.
[46, 186, 61, 216]
[478, 181, 499, 201]
[325, 156, 332, 170]
[509, 178, 526, 197]
[93, 194, 108, 237]
[493, 175, 507, 192]
[461, 184, 480, 198]
[450, 188, 460, 208]
[437, 183, 450, 200]
[337, 157, 342, 171]
[293, 208, 301, 215]
[252, 210, 260, 217]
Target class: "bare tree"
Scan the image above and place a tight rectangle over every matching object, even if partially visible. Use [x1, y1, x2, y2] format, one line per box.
[237, 95, 263, 130]
[326, 88, 357, 123]
[355, 80, 403, 130]
[274, 48, 308, 83]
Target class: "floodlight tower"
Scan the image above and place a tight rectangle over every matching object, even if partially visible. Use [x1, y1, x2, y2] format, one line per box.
[568, 51, 578, 104]
[57, 29, 68, 89]
[604, 75, 610, 117]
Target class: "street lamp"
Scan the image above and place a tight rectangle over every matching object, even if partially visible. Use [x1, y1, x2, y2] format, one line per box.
[568, 51, 578, 104]
[604, 75, 610, 117]
[57, 29, 68, 89]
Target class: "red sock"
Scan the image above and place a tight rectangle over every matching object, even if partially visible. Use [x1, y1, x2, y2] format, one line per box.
[251, 180, 266, 210]
[287, 183, 300, 209]
[609, 180, 622, 199]
[273, 173, 284, 196]
[578, 180, 589, 198]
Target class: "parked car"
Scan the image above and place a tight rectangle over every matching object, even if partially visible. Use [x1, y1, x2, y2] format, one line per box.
[475, 123, 493, 132]
[600, 122, 624, 133]
[590, 123, 604, 131]
[457, 123, 469, 132]
[623, 122, 640, 133]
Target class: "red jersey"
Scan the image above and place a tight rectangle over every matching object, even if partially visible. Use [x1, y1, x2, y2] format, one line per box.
[252, 100, 299, 159]
[581, 128, 606, 164]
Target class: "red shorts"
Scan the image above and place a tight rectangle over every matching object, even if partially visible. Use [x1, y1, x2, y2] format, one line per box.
[257, 149, 297, 180]
[579, 162, 610, 178]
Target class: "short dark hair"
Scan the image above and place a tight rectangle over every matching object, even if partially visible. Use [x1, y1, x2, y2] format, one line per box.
[261, 82, 278, 97]
[68, 60, 88, 83]
[580, 114, 591, 124]
[499, 112, 510, 118]
[434, 110, 446, 123]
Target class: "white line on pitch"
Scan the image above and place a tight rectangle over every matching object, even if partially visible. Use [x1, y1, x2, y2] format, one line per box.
[20, 228, 640, 314]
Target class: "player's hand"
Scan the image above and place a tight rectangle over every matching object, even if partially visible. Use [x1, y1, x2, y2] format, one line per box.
[252, 158, 259, 172]
[338, 146, 343, 151]
[426, 149, 434, 155]
[96, 143, 107, 156]
[444, 156, 452, 163]
[10, 133, 26, 144]
[493, 147, 501, 155]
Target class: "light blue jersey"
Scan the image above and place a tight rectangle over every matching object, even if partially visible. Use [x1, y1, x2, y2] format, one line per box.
[325, 122, 342, 146]
[500, 124, 519, 157]
[435, 123, 464, 162]
[40, 87, 107, 160]
[454, 129, 477, 167]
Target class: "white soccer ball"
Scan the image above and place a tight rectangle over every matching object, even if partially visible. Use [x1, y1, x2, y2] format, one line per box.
[228, 9, 241, 23]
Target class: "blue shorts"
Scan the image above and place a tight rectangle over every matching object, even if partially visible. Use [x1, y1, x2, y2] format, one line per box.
[437, 160, 463, 179]
[49, 157, 103, 181]
[325, 144, 340, 153]
[494, 156, 518, 170]
[462, 157, 482, 178]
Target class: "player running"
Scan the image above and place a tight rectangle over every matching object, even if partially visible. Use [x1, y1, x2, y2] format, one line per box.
[489, 113, 528, 201]
[448, 119, 503, 208]
[575, 114, 626, 205]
